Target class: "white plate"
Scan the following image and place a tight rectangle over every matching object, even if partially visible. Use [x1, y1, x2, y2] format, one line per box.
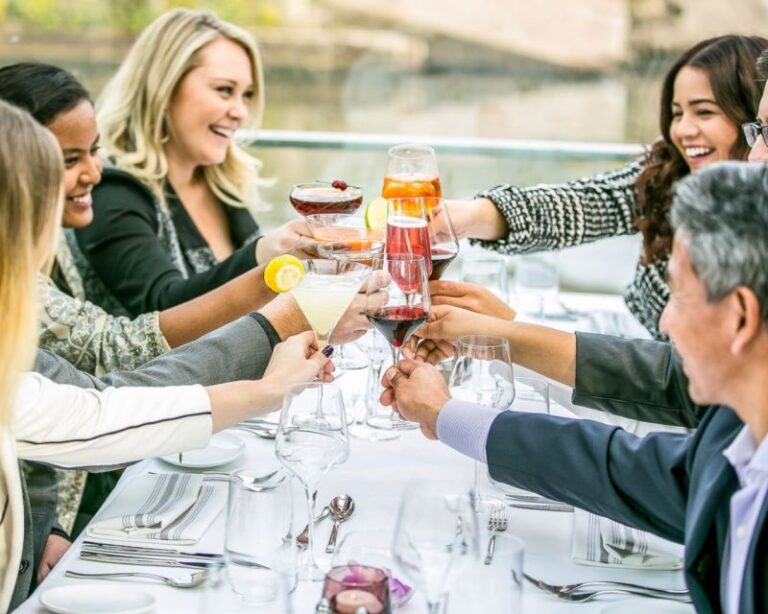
[161, 432, 244, 469]
[40, 584, 155, 613]
[600, 598, 694, 614]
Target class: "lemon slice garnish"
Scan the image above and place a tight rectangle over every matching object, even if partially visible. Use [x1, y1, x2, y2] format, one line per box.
[364, 196, 388, 229]
[264, 255, 305, 293]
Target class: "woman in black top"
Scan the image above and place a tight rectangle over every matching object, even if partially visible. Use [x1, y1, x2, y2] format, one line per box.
[77, 9, 317, 315]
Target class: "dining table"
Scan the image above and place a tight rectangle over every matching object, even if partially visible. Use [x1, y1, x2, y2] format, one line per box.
[19, 292, 692, 613]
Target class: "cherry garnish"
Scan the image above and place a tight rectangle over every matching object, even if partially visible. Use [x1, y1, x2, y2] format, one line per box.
[331, 179, 348, 191]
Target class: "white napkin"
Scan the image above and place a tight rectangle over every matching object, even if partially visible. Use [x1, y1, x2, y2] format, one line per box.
[571, 509, 684, 570]
[86, 472, 226, 545]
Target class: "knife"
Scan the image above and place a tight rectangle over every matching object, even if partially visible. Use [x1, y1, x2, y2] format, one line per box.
[82, 541, 221, 559]
[79, 552, 213, 569]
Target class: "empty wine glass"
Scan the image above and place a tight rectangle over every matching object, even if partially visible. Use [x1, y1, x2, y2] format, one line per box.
[275, 382, 349, 581]
[392, 481, 478, 614]
[448, 336, 515, 507]
[365, 253, 431, 431]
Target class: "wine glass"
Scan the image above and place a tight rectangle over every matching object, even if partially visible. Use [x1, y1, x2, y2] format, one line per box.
[448, 335, 515, 507]
[426, 199, 460, 280]
[386, 197, 432, 277]
[382, 144, 441, 199]
[364, 253, 430, 431]
[290, 182, 362, 216]
[392, 481, 478, 614]
[275, 382, 349, 581]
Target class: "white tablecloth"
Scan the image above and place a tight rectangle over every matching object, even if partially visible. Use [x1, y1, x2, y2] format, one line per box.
[20, 292, 690, 613]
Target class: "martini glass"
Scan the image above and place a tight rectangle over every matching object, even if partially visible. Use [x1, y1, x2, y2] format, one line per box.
[291, 259, 370, 351]
[382, 144, 442, 200]
[290, 182, 363, 216]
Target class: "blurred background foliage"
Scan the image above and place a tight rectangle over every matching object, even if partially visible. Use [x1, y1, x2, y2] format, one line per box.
[3, 0, 282, 31]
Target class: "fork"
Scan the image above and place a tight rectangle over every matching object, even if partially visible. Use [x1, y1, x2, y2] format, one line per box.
[522, 572, 690, 597]
[66, 570, 208, 588]
[483, 506, 508, 565]
[555, 588, 692, 603]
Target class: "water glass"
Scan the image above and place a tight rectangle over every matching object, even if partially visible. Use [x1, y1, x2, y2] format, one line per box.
[392, 481, 479, 614]
[276, 382, 349, 580]
[461, 253, 509, 302]
[513, 253, 559, 316]
[448, 335, 514, 507]
[449, 532, 524, 613]
[225, 470, 296, 604]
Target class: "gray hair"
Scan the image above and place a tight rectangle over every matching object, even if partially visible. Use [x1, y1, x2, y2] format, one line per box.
[671, 161, 768, 322]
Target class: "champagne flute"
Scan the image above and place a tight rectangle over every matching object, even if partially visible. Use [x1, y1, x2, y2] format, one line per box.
[275, 382, 349, 581]
[365, 253, 430, 431]
[448, 336, 515, 507]
[382, 144, 441, 199]
[386, 197, 432, 278]
[392, 481, 478, 614]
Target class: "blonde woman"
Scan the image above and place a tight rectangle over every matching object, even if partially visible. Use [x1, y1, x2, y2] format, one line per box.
[0, 100, 332, 611]
[76, 8, 317, 316]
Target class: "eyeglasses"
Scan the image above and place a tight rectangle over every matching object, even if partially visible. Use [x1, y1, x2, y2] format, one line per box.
[741, 121, 768, 148]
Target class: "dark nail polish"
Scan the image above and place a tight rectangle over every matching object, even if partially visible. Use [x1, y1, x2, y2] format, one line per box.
[321, 345, 334, 358]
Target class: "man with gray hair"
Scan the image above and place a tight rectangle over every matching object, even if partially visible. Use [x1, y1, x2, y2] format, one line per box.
[382, 161, 768, 613]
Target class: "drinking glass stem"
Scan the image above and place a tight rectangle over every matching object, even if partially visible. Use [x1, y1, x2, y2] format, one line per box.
[304, 483, 319, 570]
[316, 331, 328, 416]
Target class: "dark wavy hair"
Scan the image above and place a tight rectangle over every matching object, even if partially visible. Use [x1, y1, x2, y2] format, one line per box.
[634, 35, 768, 264]
[0, 62, 91, 126]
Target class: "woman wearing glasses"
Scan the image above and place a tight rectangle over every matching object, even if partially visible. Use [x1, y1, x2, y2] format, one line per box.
[447, 35, 768, 340]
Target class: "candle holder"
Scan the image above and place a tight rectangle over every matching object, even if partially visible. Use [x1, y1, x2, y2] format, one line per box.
[322, 564, 391, 614]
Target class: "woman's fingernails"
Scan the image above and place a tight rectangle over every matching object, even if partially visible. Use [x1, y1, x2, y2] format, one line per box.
[321, 345, 334, 358]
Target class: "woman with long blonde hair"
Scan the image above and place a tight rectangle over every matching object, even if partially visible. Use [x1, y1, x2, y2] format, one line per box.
[76, 8, 317, 316]
[0, 99, 331, 611]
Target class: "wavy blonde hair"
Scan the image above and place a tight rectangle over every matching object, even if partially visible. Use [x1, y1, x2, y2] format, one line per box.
[0, 100, 64, 427]
[97, 8, 266, 210]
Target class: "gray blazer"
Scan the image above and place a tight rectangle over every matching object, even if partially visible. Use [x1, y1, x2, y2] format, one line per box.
[13, 313, 278, 608]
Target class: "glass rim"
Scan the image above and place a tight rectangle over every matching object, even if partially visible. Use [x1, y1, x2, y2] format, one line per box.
[455, 334, 510, 350]
[290, 182, 363, 196]
[298, 258, 371, 274]
[387, 143, 436, 160]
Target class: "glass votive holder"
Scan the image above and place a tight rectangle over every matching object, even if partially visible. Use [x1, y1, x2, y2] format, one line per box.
[322, 564, 391, 614]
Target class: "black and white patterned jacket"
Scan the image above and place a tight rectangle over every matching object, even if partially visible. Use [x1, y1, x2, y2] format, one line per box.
[470, 158, 669, 340]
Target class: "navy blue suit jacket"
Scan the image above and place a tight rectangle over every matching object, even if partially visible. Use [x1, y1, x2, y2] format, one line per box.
[485, 333, 767, 613]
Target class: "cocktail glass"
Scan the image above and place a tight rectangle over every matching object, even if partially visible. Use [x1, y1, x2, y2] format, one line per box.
[386, 197, 432, 279]
[290, 182, 363, 216]
[382, 144, 441, 200]
[309, 222, 384, 370]
[291, 258, 369, 360]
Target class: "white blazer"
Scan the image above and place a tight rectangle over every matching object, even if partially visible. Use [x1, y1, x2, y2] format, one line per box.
[0, 373, 212, 612]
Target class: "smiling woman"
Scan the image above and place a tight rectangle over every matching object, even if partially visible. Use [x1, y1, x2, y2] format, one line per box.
[75, 8, 319, 317]
[444, 34, 768, 340]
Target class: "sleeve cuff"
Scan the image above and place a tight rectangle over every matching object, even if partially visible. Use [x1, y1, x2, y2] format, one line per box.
[436, 400, 502, 464]
[248, 312, 281, 349]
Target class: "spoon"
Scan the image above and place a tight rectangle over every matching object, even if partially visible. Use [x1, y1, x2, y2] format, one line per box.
[325, 494, 355, 553]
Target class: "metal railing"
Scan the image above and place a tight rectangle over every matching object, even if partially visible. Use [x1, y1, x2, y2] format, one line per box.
[241, 129, 645, 161]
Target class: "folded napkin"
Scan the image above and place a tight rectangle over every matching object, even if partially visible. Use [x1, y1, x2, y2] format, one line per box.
[86, 472, 226, 545]
[571, 509, 684, 570]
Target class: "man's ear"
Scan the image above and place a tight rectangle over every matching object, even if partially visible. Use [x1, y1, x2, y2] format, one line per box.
[731, 286, 763, 355]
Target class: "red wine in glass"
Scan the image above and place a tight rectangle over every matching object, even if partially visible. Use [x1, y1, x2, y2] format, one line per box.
[290, 184, 363, 216]
[386, 215, 432, 280]
[429, 245, 458, 280]
[367, 305, 428, 349]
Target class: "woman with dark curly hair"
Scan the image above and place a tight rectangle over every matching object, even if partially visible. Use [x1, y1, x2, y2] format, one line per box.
[446, 35, 768, 339]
